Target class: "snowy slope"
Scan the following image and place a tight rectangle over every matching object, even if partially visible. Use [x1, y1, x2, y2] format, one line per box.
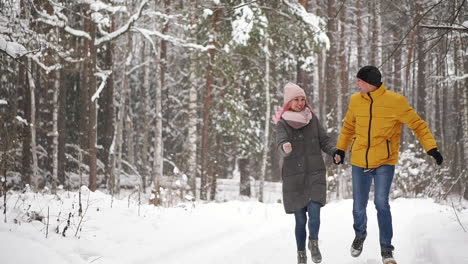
[1, 189, 467, 264]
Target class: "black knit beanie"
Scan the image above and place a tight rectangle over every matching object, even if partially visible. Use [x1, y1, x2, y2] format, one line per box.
[357, 66, 382, 87]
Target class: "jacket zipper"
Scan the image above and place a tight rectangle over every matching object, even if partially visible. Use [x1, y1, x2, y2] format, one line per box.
[365, 93, 373, 169]
[386, 140, 391, 159]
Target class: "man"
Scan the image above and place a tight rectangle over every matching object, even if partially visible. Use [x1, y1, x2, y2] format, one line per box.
[333, 65, 443, 264]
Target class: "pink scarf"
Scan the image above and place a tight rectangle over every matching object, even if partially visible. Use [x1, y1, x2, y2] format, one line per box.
[273, 104, 313, 129]
[282, 108, 313, 129]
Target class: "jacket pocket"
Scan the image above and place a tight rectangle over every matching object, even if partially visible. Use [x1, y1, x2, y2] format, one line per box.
[282, 156, 305, 192]
[386, 140, 391, 158]
[350, 137, 356, 152]
[282, 173, 305, 192]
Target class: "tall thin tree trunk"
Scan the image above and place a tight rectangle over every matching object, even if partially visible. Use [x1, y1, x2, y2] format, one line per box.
[370, 0, 382, 66]
[152, 0, 169, 204]
[140, 41, 150, 192]
[337, 4, 348, 199]
[20, 62, 32, 186]
[27, 58, 38, 191]
[88, 17, 98, 191]
[415, 0, 426, 120]
[187, 58, 198, 198]
[259, 35, 270, 203]
[116, 33, 133, 195]
[458, 35, 468, 199]
[57, 68, 67, 187]
[51, 70, 59, 193]
[393, 30, 402, 93]
[239, 158, 251, 197]
[185, 0, 199, 199]
[81, 5, 90, 170]
[200, 9, 219, 200]
[356, 0, 363, 67]
[103, 17, 115, 191]
[325, 0, 337, 134]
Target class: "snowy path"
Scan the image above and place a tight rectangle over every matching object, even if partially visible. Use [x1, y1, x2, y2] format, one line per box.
[1, 192, 468, 264]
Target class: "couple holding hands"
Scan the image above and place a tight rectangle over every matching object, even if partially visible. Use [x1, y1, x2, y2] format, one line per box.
[274, 65, 443, 264]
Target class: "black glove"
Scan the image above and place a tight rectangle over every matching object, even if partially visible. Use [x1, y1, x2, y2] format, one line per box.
[333, 149, 345, 165]
[427, 148, 443, 165]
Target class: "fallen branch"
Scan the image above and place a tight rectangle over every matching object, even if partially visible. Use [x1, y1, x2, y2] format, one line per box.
[451, 202, 467, 232]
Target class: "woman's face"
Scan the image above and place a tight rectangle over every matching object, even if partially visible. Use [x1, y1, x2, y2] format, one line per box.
[290, 96, 306, 112]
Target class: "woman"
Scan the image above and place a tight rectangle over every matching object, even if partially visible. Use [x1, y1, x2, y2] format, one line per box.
[273, 83, 336, 264]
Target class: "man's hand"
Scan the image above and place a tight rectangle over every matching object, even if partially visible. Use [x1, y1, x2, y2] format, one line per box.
[333, 149, 345, 165]
[283, 142, 292, 154]
[427, 148, 443, 165]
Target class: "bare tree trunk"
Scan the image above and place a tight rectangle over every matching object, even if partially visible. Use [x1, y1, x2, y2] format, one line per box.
[126, 99, 135, 165]
[140, 41, 150, 192]
[405, 30, 416, 97]
[337, 4, 348, 199]
[57, 68, 67, 187]
[88, 17, 98, 191]
[393, 30, 402, 93]
[81, 5, 90, 172]
[200, 9, 219, 200]
[51, 70, 59, 193]
[356, 0, 363, 67]
[370, 0, 382, 66]
[187, 59, 198, 198]
[116, 33, 133, 195]
[259, 35, 271, 203]
[325, 0, 338, 134]
[103, 17, 116, 191]
[415, 0, 426, 120]
[314, 0, 325, 120]
[20, 62, 32, 186]
[152, 0, 169, 204]
[27, 58, 38, 191]
[239, 158, 251, 197]
[458, 35, 468, 200]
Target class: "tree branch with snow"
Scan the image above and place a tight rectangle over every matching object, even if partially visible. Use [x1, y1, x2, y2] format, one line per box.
[0, 35, 29, 59]
[94, 0, 148, 46]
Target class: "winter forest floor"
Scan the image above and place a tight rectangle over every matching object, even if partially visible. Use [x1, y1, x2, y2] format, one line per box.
[0, 188, 467, 264]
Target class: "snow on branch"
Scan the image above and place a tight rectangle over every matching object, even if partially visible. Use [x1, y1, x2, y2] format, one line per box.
[282, 0, 329, 49]
[133, 27, 157, 54]
[36, 10, 91, 40]
[29, 53, 62, 74]
[449, 74, 468, 81]
[420, 23, 468, 33]
[86, 0, 127, 14]
[92, 70, 112, 102]
[133, 27, 215, 52]
[0, 35, 28, 59]
[94, 0, 148, 46]
[142, 10, 182, 20]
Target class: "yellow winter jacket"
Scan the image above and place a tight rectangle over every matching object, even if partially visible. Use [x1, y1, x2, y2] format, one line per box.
[336, 84, 437, 168]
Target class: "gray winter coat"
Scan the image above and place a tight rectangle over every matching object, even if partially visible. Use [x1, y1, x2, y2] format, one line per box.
[276, 115, 336, 214]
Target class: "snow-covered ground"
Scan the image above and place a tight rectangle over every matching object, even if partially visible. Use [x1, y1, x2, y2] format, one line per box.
[1, 188, 467, 264]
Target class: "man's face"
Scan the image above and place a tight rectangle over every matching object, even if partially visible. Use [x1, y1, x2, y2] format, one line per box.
[356, 78, 375, 94]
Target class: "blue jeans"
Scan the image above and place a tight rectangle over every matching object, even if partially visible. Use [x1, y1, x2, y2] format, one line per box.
[294, 200, 321, 251]
[352, 165, 395, 251]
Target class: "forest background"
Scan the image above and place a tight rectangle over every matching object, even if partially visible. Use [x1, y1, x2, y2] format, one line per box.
[0, 0, 467, 204]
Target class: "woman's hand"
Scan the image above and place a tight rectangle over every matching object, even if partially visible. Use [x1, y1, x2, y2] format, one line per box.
[333, 149, 345, 164]
[283, 142, 292, 153]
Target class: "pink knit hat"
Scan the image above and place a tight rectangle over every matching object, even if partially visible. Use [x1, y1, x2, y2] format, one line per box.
[283, 82, 306, 106]
[272, 82, 310, 124]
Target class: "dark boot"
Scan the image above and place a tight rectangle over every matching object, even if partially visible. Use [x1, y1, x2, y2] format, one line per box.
[381, 250, 397, 264]
[350, 236, 366, 257]
[308, 239, 322, 263]
[297, 250, 307, 264]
